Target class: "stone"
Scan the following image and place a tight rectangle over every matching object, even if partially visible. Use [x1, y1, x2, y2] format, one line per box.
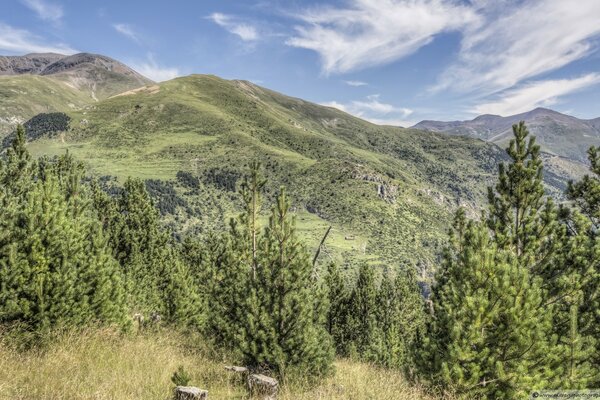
[248, 373, 278, 399]
[174, 386, 208, 400]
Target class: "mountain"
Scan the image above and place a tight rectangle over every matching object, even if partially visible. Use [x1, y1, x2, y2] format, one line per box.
[413, 108, 600, 163]
[0, 53, 587, 275]
[0, 53, 152, 134]
[0, 53, 65, 74]
[13, 73, 583, 277]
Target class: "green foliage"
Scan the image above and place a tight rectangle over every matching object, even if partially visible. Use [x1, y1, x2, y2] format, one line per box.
[421, 219, 556, 399]
[22, 74, 517, 274]
[374, 268, 426, 370]
[324, 263, 351, 355]
[205, 163, 334, 379]
[0, 126, 126, 332]
[91, 178, 203, 327]
[323, 261, 426, 372]
[171, 365, 192, 386]
[420, 122, 600, 398]
[565, 145, 600, 384]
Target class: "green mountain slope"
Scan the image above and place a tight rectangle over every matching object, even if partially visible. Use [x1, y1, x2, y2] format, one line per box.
[0, 75, 92, 135]
[19, 74, 508, 275]
[0, 53, 153, 136]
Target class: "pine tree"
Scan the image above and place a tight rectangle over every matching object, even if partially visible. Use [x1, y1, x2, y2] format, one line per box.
[0, 125, 33, 200]
[0, 131, 126, 332]
[418, 122, 598, 397]
[240, 187, 334, 378]
[92, 177, 202, 325]
[204, 163, 333, 379]
[422, 219, 556, 399]
[347, 263, 379, 359]
[324, 262, 351, 355]
[485, 122, 596, 386]
[565, 146, 600, 384]
[388, 267, 426, 370]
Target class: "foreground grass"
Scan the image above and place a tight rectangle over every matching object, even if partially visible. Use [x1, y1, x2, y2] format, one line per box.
[0, 329, 440, 400]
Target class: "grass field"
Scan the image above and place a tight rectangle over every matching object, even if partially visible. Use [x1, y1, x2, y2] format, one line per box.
[0, 329, 444, 400]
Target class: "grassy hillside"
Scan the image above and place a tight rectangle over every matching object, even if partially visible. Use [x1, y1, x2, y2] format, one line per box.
[20, 74, 514, 276]
[0, 329, 442, 400]
[0, 75, 90, 135]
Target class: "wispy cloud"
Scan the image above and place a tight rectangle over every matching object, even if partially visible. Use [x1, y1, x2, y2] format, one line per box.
[344, 80, 368, 87]
[0, 23, 75, 54]
[322, 94, 414, 126]
[209, 13, 258, 41]
[286, 0, 477, 75]
[437, 0, 600, 94]
[21, 0, 63, 23]
[472, 74, 600, 116]
[113, 23, 140, 43]
[130, 55, 180, 82]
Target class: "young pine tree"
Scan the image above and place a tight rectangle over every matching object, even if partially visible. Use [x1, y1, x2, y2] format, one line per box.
[565, 146, 600, 384]
[206, 163, 333, 379]
[376, 267, 426, 370]
[241, 187, 334, 378]
[0, 128, 126, 331]
[422, 218, 555, 399]
[487, 121, 595, 387]
[92, 178, 202, 325]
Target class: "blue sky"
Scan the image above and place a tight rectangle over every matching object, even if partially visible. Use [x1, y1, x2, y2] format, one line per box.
[2, 0, 600, 125]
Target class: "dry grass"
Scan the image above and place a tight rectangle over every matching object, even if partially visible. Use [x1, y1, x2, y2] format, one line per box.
[0, 329, 441, 400]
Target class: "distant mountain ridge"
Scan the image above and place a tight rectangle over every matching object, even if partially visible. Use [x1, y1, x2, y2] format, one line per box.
[413, 108, 600, 162]
[0, 52, 152, 101]
[0, 53, 65, 74]
[0, 52, 153, 134]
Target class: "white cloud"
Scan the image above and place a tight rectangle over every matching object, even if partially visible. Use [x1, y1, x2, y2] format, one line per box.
[21, 0, 63, 23]
[0, 23, 75, 54]
[322, 94, 414, 126]
[130, 55, 180, 82]
[438, 0, 600, 93]
[113, 23, 140, 43]
[286, 0, 477, 74]
[344, 80, 368, 87]
[209, 13, 258, 41]
[472, 74, 600, 116]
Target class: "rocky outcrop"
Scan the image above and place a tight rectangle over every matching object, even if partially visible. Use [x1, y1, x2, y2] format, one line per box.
[0, 53, 64, 75]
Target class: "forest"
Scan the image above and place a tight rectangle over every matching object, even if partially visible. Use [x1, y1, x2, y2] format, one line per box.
[0, 122, 598, 399]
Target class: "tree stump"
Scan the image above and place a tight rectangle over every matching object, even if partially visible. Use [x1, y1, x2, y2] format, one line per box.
[174, 386, 208, 400]
[248, 374, 278, 400]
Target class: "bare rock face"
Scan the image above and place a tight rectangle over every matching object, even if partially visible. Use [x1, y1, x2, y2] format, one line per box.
[173, 386, 208, 400]
[0, 53, 65, 75]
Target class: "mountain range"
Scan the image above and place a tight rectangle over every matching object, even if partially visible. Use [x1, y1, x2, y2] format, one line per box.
[414, 108, 600, 163]
[0, 52, 594, 276]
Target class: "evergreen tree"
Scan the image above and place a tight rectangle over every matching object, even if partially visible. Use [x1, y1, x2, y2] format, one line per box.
[382, 267, 426, 370]
[92, 178, 202, 326]
[419, 122, 598, 397]
[565, 146, 600, 384]
[324, 262, 351, 355]
[486, 122, 595, 386]
[422, 219, 556, 399]
[241, 187, 334, 378]
[347, 263, 379, 359]
[205, 163, 333, 379]
[0, 129, 126, 331]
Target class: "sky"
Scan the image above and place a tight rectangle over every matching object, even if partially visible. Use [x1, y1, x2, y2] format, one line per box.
[2, 0, 600, 126]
